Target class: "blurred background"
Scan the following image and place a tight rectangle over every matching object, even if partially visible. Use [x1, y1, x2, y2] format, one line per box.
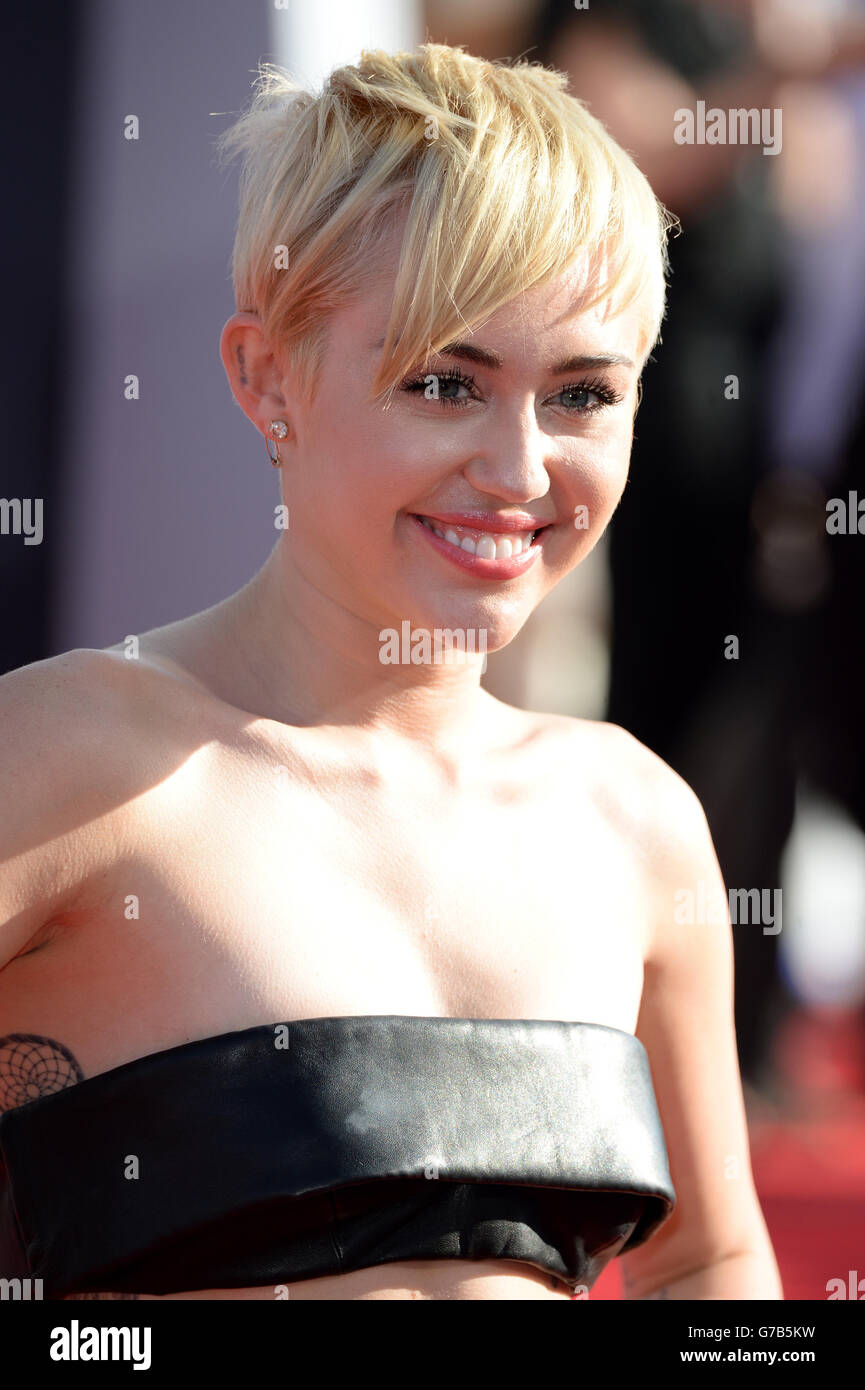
[2, 0, 864, 1299]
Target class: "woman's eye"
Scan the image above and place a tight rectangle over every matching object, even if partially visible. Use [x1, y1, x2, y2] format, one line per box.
[400, 369, 476, 407]
[434, 374, 470, 400]
[400, 371, 622, 413]
[560, 386, 598, 411]
[555, 381, 622, 413]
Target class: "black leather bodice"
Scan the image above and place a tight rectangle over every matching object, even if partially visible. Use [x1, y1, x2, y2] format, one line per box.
[0, 1016, 675, 1296]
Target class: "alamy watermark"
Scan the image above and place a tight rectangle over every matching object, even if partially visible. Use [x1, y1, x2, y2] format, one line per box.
[827, 1270, 865, 1299]
[0, 498, 42, 545]
[674, 881, 782, 935]
[826, 491, 865, 534]
[379, 621, 488, 672]
[1, 1276, 43, 1300]
[50, 1321, 151, 1371]
[674, 102, 782, 156]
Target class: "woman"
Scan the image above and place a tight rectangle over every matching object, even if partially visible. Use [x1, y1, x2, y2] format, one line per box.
[0, 44, 781, 1300]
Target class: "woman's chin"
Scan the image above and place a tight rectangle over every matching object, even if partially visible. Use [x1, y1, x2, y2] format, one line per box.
[377, 601, 531, 662]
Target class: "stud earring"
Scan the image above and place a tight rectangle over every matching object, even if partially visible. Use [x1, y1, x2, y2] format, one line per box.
[266, 419, 289, 467]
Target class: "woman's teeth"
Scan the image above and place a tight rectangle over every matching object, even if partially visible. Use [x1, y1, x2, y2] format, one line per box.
[418, 516, 538, 559]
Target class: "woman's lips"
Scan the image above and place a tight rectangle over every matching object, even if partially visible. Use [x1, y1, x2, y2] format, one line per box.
[409, 513, 547, 579]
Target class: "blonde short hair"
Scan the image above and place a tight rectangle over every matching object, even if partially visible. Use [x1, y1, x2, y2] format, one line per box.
[216, 43, 675, 403]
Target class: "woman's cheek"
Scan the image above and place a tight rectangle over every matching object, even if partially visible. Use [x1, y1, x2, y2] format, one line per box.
[569, 444, 627, 520]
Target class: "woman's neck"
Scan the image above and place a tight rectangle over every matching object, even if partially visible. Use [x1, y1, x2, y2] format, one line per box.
[160, 547, 514, 771]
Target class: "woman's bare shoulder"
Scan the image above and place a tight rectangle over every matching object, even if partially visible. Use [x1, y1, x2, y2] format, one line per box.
[0, 643, 200, 747]
[0, 646, 131, 745]
[533, 711, 706, 835]
[0, 646, 208, 948]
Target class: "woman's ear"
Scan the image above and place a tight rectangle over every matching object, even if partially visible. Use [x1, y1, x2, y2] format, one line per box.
[220, 312, 294, 441]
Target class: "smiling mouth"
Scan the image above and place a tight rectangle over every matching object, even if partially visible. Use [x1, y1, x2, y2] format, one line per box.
[414, 515, 550, 560]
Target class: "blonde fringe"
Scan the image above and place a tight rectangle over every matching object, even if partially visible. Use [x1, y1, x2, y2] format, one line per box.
[215, 44, 677, 404]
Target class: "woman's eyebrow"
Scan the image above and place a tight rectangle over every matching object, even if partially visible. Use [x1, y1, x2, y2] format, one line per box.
[372, 338, 634, 372]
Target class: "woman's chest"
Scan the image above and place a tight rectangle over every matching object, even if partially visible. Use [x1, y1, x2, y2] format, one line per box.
[2, 755, 651, 1080]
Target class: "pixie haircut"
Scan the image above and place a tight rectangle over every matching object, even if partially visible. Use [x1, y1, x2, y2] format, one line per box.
[216, 43, 675, 404]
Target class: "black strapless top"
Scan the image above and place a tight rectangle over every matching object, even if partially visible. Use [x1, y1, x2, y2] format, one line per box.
[0, 1016, 675, 1296]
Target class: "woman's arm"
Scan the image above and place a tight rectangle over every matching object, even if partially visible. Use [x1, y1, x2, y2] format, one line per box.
[612, 735, 783, 1300]
[623, 1249, 780, 1300]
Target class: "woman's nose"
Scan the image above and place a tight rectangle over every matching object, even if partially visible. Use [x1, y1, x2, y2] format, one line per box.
[460, 416, 552, 503]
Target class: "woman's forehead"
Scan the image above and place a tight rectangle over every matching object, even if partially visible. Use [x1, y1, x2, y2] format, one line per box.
[336, 267, 647, 371]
